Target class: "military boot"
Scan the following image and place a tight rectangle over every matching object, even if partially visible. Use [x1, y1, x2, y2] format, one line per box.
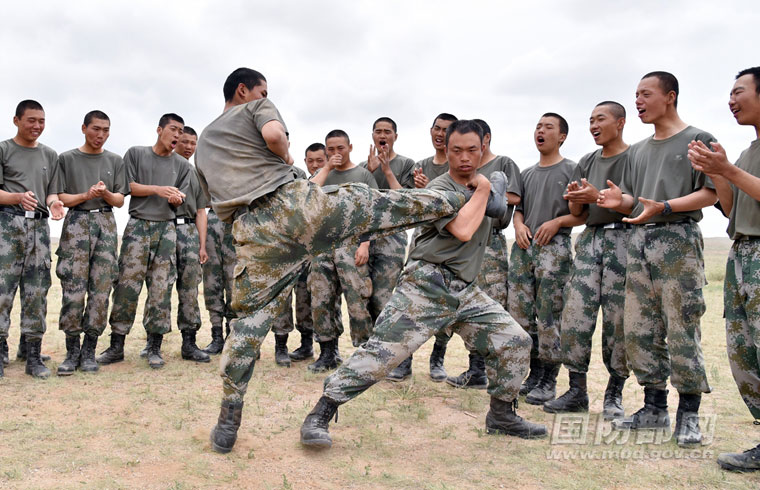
[274, 334, 291, 367]
[519, 357, 543, 396]
[79, 333, 99, 373]
[0, 354, 3, 377]
[485, 397, 547, 439]
[446, 352, 488, 389]
[17, 334, 50, 362]
[181, 330, 211, 363]
[603, 375, 626, 420]
[139, 339, 150, 358]
[386, 355, 413, 382]
[57, 334, 81, 376]
[525, 362, 560, 405]
[204, 326, 225, 355]
[612, 387, 669, 430]
[334, 342, 343, 364]
[210, 401, 244, 453]
[300, 396, 340, 448]
[96, 333, 126, 365]
[25, 338, 50, 378]
[718, 443, 760, 472]
[289, 331, 314, 362]
[543, 371, 589, 413]
[146, 333, 165, 369]
[1, 337, 9, 367]
[308, 340, 340, 373]
[428, 338, 448, 382]
[225, 320, 232, 339]
[675, 393, 702, 447]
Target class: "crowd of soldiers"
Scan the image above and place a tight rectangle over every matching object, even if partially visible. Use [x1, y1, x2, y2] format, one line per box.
[2, 65, 760, 473]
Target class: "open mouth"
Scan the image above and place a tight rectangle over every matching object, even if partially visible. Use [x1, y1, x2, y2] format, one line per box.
[591, 131, 601, 138]
[536, 136, 545, 144]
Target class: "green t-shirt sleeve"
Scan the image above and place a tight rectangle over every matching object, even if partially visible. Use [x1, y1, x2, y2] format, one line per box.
[692, 131, 716, 191]
[252, 99, 282, 132]
[506, 159, 522, 196]
[175, 160, 191, 194]
[0, 144, 5, 185]
[48, 153, 66, 195]
[428, 178, 458, 233]
[400, 158, 415, 189]
[114, 155, 129, 196]
[45, 152, 61, 196]
[125, 148, 138, 184]
[194, 169, 210, 209]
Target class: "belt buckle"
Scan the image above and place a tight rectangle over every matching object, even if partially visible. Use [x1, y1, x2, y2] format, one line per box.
[603, 223, 615, 229]
[89, 209, 99, 213]
[24, 211, 36, 219]
[176, 218, 186, 225]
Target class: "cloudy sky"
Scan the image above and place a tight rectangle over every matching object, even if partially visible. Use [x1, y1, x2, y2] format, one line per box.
[2, 0, 758, 237]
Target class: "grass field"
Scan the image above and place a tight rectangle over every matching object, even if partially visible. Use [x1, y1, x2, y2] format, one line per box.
[1, 237, 759, 489]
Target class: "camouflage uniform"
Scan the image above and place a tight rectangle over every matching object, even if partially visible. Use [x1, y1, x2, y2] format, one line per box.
[175, 221, 202, 332]
[368, 233, 406, 321]
[479, 231, 509, 307]
[323, 259, 531, 402]
[294, 264, 313, 334]
[56, 210, 118, 336]
[203, 209, 236, 329]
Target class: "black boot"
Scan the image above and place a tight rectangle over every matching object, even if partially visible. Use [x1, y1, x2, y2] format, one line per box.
[79, 333, 99, 373]
[386, 355, 413, 382]
[274, 334, 291, 367]
[446, 352, 488, 389]
[525, 362, 560, 405]
[300, 396, 340, 448]
[225, 320, 232, 339]
[17, 334, 50, 362]
[543, 371, 589, 413]
[139, 339, 150, 359]
[289, 331, 314, 362]
[485, 397, 547, 439]
[25, 338, 50, 379]
[334, 342, 342, 364]
[96, 333, 125, 365]
[181, 330, 211, 363]
[603, 375, 626, 420]
[0, 354, 3, 377]
[428, 338, 448, 382]
[718, 443, 760, 472]
[308, 340, 340, 373]
[57, 334, 81, 376]
[146, 333, 165, 369]
[204, 326, 225, 355]
[519, 358, 543, 396]
[675, 393, 702, 447]
[1, 337, 8, 367]
[612, 387, 669, 430]
[210, 401, 244, 453]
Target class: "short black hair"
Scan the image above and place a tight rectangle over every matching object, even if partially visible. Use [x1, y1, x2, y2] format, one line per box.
[83, 110, 110, 127]
[541, 112, 569, 136]
[183, 126, 197, 137]
[326, 129, 350, 144]
[595, 101, 626, 119]
[474, 119, 491, 137]
[305, 142, 326, 156]
[445, 119, 484, 146]
[373, 117, 397, 133]
[432, 113, 457, 128]
[737, 67, 760, 95]
[158, 113, 184, 128]
[642, 71, 679, 108]
[223, 67, 267, 102]
[15, 100, 43, 119]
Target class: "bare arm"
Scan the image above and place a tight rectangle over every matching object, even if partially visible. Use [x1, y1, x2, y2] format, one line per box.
[533, 211, 588, 246]
[597, 180, 635, 215]
[444, 175, 490, 242]
[261, 120, 294, 165]
[623, 187, 717, 224]
[102, 190, 125, 208]
[507, 192, 521, 206]
[0, 189, 37, 210]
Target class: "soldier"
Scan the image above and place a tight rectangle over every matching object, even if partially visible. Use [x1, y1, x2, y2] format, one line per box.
[50, 110, 128, 375]
[300, 120, 546, 449]
[198, 67, 468, 454]
[687, 66, 760, 470]
[543, 102, 631, 417]
[508, 113, 585, 405]
[598, 71, 717, 447]
[98, 113, 190, 369]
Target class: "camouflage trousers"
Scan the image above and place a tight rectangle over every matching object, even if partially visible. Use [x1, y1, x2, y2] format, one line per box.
[624, 221, 710, 394]
[508, 233, 572, 364]
[220, 179, 465, 404]
[323, 259, 531, 403]
[294, 265, 314, 334]
[203, 210, 236, 328]
[175, 223, 202, 332]
[0, 212, 51, 342]
[368, 232, 406, 322]
[725, 238, 760, 418]
[560, 226, 629, 377]
[109, 218, 177, 336]
[309, 246, 373, 346]
[56, 210, 118, 337]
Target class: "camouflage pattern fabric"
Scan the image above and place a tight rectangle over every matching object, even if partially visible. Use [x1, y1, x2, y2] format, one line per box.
[560, 226, 629, 377]
[219, 179, 465, 404]
[507, 234, 572, 364]
[0, 213, 51, 342]
[478, 232, 509, 307]
[108, 217, 177, 336]
[56, 210, 118, 337]
[271, 289, 295, 336]
[323, 259, 531, 403]
[203, 210, 236, 328]
[175, 223, 202, 332]
[368, 232, 406, 322]
[624, 221, 710, 394]
[294, 264, 314, 334]
[725, 239, 760, 419]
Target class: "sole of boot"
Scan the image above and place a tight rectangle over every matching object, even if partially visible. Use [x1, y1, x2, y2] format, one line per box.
[300, 435, 332, 448]
[717, 459, 760, 472]
[289, 351, 314, 362]
[611, 417, 670, 430]
[209, 430, 233, 454]
[525, 395, 555, 405]
[307, 364, 338, 373]
[148, 361, 165, 369]
[97, 357, 123, 365]
[57, 368, 76, 377]
[80, 366, 99, 373]
[486, 426, 547, 439]
[429, 373, 447, 383]
[445, 377, 487, 389]
[275, 358, 291, 367]
[386, 373, 411, 382]
[182, 352, 211, 363]
[543, 403, 589, 414]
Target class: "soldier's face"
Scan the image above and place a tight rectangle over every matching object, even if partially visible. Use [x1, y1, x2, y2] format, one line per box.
[326, 136, 351, 164]
[372, 121, 397, 153]
[589, 106, 623, 147]
[534, 116, 564, 154]
[729, 74, 760, 127]
[13, 109, 45, 144]
[430, 118, 453, 152]
[305, 150, 327, 175]
[157, 119, 184, 151]
[176, 133, 197, 159]
[635, 76, 671, 124]
[446, 131, 483, 178]
[82, 118, 110, 150]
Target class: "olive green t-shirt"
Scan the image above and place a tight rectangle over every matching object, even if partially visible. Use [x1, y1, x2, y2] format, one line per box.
[728, 139, 760, 239]
[517, 158, 576, 235]
[49, 148, 129, 210]
[415, 156, 449, 181]
[408, 173, 492, 283]
[0, 139, 58, 216]
[322, 166, 378, 188]
[572, 148, 629, 226]
[175, 164, 209, 219]
[195, 98, 295, 222]
[360, 154, 415, 189]
[478, 155, 522, 229]
[125, 146, 191, 221]
[622, 126, 715, 224]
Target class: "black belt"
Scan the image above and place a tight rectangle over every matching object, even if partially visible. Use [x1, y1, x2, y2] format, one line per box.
[592, 222, 632, 230]
[72, 206, 112, 213]
[642, 218, 692, 228]
[174, 217, 195, 225]
[0, 206, 45, 219]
